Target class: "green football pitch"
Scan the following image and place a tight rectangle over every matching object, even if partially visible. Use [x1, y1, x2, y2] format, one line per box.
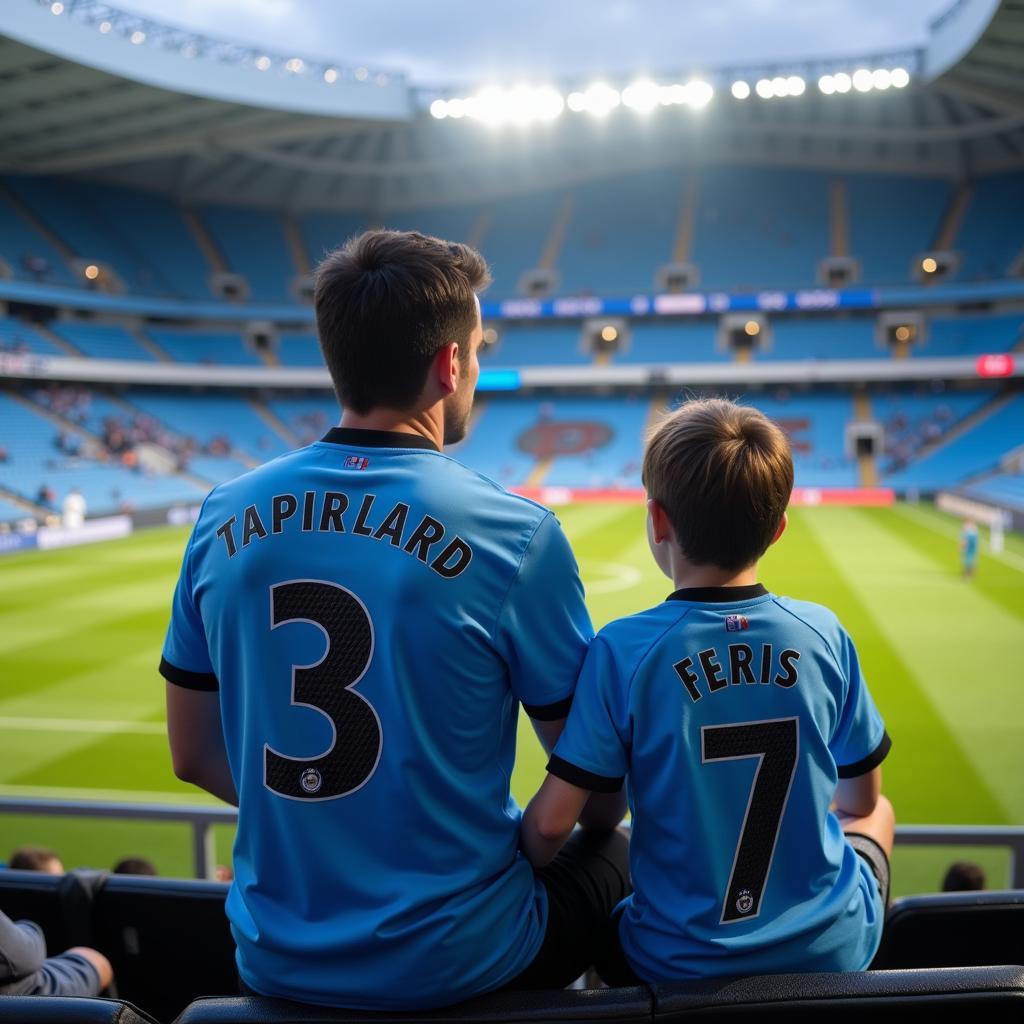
[2, 501, 1023, 897]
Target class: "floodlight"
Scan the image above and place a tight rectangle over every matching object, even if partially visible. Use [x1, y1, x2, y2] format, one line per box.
[660, 84, 688, 105]
[852, 68, 873, 92]
[832, 72, 852, 93]
[600, 325, 619, 342]
[756, 78, 774, 99]
[685, 80, 713, 108]
[891, 67, 910, 88]
[429, 99, 448, 119]
[582, 82, 621, 116]
[744, 320, 760, 337]
[894, 325, 910, 342]
[921, 257, 938, 274]
[181, 44, 197, 58]
[731, 81, 751, 99]
[446, 97, 466, 119]
[623, 79, 660, 113]
[255, 55, 271, 70]
[567, 91, 587, 112]
[787, 76, 805, 96]
[130, 30, 146, 44]
[84, 264, 100, 280]
[323, 68, 338, 83]
[99, 20, 112, 32]
[872, 68, 892, 90]
[285, 58, 305, 73]
[354, 67, 369, 81]
[818, 75, 836, 95]
[771, 76, 790, 96]
[50, 2, 64, 14]
[535, 87, 565, 121]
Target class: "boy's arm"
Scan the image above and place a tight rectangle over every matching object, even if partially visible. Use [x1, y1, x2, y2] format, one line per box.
[834, 764, 882, 818]
[521, 774, 591, 867]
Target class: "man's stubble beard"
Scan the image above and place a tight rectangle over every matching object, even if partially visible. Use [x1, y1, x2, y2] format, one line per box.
[442, 387, 474, 447]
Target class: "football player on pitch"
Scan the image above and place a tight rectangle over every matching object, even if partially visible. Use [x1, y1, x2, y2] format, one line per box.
[522, 398, 894, 982]
[161, 231, 627, 1008]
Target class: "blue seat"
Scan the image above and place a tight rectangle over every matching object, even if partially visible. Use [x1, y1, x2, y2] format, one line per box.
[0, 997, 156, 1023]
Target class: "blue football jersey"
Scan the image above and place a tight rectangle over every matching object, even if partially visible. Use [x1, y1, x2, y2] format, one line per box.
[160, 428, 593, 1008]
[550, 584, 891, 980]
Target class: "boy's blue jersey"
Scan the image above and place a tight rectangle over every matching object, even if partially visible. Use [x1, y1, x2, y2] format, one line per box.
[962, 526, 979, 561]
[550, 584, 891, 981]
[160, 428, 592, 1009]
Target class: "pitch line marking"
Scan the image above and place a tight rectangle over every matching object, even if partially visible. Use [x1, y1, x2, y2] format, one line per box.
[582, 560, 643, 594]
[0, 716, 166, 736]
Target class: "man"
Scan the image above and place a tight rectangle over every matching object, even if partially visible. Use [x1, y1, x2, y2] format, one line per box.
[161, 231, 628, 1009]
[8, 846, 64, 875]
[62, 487, 86, 529]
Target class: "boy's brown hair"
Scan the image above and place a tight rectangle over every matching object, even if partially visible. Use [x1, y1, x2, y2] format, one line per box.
[643, 398, 793, 572]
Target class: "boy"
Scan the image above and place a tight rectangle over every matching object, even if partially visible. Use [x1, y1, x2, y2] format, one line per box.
[960, 519, 979, 578]
[522, 398, 894, 982]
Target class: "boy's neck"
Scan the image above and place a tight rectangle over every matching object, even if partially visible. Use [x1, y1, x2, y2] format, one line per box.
[671, 561, 760, 592]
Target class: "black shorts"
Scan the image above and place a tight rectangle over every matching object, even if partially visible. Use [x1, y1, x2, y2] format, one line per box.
[502, 828, 632, 991]
[846, 831, 891, 908]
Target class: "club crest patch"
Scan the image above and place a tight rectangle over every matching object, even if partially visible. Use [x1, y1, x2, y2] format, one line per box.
[300, 768, 323, 794]
[725, 614, 750, 632]
[735, 889, 754, 915]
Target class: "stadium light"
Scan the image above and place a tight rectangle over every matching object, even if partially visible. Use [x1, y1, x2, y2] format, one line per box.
[255, 55, 271, 70]
[895, 325, 911, 342]
[787, 75, 806, 96]
[872, 68, 892, 90]
[285, 58, 306, 73]
[891, 67, 910, 88]
[446, 97, 466, 119]
[600, 325, 619, 342]
[818, 75, 836, 95]
[623, 79, 660, 113]
[181, 44, 197, 58]
[771, 76, 790, 97]
[567, 91, 587, 112]
[922, 256, 938, 274]
[130, 30, 146, 44]
[744, 320, 760, 337]
[581, 82, 621, 116]
[756, 78, 774, 99]
[84, 264, 100, 280]
[429, 99, 447, 119]
[685, 80, 714, 109]
[98, 20, 112, 32]
[852, 68, 873, 92]
[731, 81, 751, 99]
[50, 2, 64, 14]
[482, 327, 499, 345]
[354, 67, 369, 81]
[323, 68, 338, 83]
[832, 72, 852, 94]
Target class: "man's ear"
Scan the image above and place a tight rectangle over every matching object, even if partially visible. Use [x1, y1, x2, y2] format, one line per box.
[435, 341, 460, 397]
[648, 498, 675, 545]
[769, 512, 788, 546]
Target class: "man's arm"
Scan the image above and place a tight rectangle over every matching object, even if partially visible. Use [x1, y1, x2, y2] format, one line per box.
[531, 718, 627, 831]
[0, 914, 45, 982]
[521, 774, 591, 868]
[166, 684, 238, 806]
[834, 765, 881, 819]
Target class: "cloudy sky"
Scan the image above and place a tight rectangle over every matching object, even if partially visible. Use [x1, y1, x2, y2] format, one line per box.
[115, 0, 951, 84]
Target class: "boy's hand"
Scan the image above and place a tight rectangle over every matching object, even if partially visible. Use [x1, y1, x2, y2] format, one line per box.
[521, 775, 591, 867]
[834, 766, 882, 819]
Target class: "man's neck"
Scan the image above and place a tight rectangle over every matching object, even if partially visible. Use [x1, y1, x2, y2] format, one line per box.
[339, 407, 444, 451]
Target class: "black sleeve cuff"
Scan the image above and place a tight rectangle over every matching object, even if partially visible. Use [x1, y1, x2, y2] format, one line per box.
[837, 730, 892, 779]
[159, 656, 219, 692]
[547, 754, 624, 794]
[522, 694, 574, 721]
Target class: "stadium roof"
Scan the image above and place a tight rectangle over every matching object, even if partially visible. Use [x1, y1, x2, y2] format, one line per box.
[1, 0, 1023, 212]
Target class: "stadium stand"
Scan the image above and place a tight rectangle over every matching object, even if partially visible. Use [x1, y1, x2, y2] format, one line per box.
[921, 312, 1024, 357]
[965, 472, 1024, 509]
[0, 316, 66, 356]
[276, 334, 326, 367]
[480, 191, 564, 298]
[956, 172, 1024, 282]
[51, 323, 156, 363]
[298, 211, 368, 270]
[872, 890, 1024, 971]
[199, 207, 295, 303]
[0, 183, 78, 289]
[145, 329, 263, 367]
[762, 319, 881, 361]
[483, 327, 590, 366]
[616, 322, 725, 364]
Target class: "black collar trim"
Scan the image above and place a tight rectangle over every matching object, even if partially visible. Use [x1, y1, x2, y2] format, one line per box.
[320, 427, 439, 452]
[667, 584, 769, 603]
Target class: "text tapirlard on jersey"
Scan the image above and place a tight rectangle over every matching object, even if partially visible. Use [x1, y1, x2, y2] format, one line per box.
[213, 490, 473, 579]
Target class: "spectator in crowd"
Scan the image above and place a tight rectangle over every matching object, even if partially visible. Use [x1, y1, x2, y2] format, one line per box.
[0, 444, 8, 463]
[0, 909, 113, 997]
[112, 857, 158, 876]
[62, 487, 87, 529]
[8, 847, 64, 875]
[942, 861, 987, 892]
[20, 254, 50, 281]
[35, 484, 55, 509]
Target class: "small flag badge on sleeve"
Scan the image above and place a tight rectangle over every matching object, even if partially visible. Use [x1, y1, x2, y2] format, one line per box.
[725, 615, 750, 632]
[344, 455, 370, 470]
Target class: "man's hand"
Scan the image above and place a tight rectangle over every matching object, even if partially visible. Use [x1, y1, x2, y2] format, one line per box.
[521, 774, 590, 868]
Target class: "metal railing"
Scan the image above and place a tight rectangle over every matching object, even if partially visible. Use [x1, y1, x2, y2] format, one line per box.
[2, 796, 1023, 886]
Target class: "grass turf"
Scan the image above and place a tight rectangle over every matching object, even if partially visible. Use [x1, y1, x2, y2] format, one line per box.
[1, 503, 1022, 896]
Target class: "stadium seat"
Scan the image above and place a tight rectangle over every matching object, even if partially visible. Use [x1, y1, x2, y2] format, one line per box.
[92, 875, 236, 1024]
[871, 890, 1024, 970]
[174, 985, 652, 1024]
[0, 997, 157, 1024]
[650, 965, 1024, 1020]
[0, 868, 100, 953]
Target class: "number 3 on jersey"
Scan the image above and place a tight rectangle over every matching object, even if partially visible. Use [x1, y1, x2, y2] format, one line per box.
[264, 580, 382, 800]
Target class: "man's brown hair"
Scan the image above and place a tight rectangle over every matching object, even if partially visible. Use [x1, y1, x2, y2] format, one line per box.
[643, 398, 793, 572]
[9, 845, 62, 872]
[314, 230, 491, 414]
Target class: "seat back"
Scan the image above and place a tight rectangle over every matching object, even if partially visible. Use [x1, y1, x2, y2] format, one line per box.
[651, 965, 1024, 1020]
[0, 868, 98, 954]
[175, 985, 653, 1024]
[92, 875, 236, 1024]
[0, 996, 157, 1024]
[871, 890, 1024, 969]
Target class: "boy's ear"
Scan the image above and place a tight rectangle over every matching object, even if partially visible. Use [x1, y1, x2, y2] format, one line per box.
[769, 512, 788, 547]
[648, 498, 675, 545]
